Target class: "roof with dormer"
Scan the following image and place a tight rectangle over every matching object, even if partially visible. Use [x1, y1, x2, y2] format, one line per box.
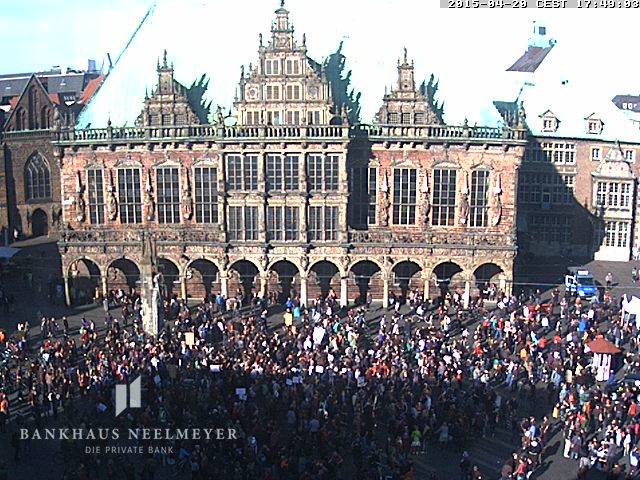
[516, 80, 640, 143]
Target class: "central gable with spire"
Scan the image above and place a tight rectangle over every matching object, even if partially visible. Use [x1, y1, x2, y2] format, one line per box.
[135, 51, 201, 127]
[234, 1, 337, 127]
[375, 49, 443, 126]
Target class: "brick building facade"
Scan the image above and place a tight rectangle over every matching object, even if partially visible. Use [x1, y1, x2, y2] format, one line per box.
[0, 69, 103, 240]
[53, 4, 525, 309]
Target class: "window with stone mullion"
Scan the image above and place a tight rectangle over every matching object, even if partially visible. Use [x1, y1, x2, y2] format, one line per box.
[117, 168, 142, 224]
[267, 206, 283, 241]
[432, 169, 456, 227]
[469, 170, 488, 227]
[267, 155, 283, 191]
[244, 206, 258, 240]
[392, 168, 417, 225]
[156, 167, 180, 224]
[194, 167, 218, 224]
[87, 169, 105, 225]
[25, 153, 51, 201]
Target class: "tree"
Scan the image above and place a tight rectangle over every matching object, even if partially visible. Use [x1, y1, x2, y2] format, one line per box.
[419, 74, 445, 124]
[323, 41, 361, 125]
[187, 74, 212, 124]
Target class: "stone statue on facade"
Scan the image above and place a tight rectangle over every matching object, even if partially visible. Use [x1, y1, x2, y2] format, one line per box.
[489, 172, 503, 226]
[218, 253, 229, 271]
[300, 255, 309, 272]
[458, 173, 469, 226]
[141, 231, 157, 269]
[380, 171, 390, 227]
[421, 172, 430, 225]
[75, 171, 86, 223]
[259, 254, 269, 271]
[144, 189, 155, 222]
[182, 188, 192, 220]
[107, 187, 118, 221]
[340, 255, 350, 272]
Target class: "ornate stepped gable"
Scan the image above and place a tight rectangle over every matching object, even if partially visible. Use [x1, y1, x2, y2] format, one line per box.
[375, 48, 443, 126]
[234, 2, 338, 127]
[135, 50, 201, 127]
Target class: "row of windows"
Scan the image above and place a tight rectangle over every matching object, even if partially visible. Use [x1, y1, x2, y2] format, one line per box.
[264, 59, 302, 76]
[591, 147, 635, 162]
[385, 112, 426, 125]
[595, 181, 632, 209]
[225, 154, 339, 191]
[529, 215, 571, 244]
[88, 167, 341, 240]
[526, 142, 576, 165]
[227, 205, 339, 242]
[602, 221, 629, 248]
[88, 167, 219, 225]
[350, 167, 492, 228]
[245, 110, 323, 126]
[518, 173, 575, 206]
[262, 84, 305, 100]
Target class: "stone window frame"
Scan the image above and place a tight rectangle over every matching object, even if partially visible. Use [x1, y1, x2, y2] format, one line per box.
[24, 151, 52, 202]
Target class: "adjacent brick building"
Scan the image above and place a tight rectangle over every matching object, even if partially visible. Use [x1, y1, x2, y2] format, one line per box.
[0, 67, 103, 240]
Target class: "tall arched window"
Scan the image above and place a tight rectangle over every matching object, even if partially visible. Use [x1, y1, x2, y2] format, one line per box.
[40, 107, 50, 129]
[24, 152, 51, 200]
[15, 107, 26, 131]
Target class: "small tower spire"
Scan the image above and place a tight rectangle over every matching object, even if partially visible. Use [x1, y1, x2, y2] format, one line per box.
[403, 47, 408, 65]
[162, 49, 168, 68]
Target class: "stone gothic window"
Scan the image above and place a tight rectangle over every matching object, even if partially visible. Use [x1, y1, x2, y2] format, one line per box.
[228, 206, 258, 241]
[117, 168, 142, 224]
[392, 168, 417, 225]
[350, 167, 377, 227]
[194, 167, 218, 224]
[156, 167, 180, 224]
[309, 206, 338, 241]
[267, 206, 299, 242]
[469, 170, 489, 227]
[24, 152, 51, 201]
[432, 168, 457, 227]
[87, 169, 104, 225]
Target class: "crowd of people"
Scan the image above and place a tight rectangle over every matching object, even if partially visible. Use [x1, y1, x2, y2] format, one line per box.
[0, 273, 638, 480]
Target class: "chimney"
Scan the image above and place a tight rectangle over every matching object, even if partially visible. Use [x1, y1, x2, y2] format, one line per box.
[88, 59, 97, 72]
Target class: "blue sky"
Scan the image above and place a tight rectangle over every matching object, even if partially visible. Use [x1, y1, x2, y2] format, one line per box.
[1, 0, 638, 125]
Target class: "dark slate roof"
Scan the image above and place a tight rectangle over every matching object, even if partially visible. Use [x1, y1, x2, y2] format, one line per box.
[0, 78, 29, 102]
[612, 94, 640, 112]
[45, 75, 87, 95]
[506, 46, 554, 73]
